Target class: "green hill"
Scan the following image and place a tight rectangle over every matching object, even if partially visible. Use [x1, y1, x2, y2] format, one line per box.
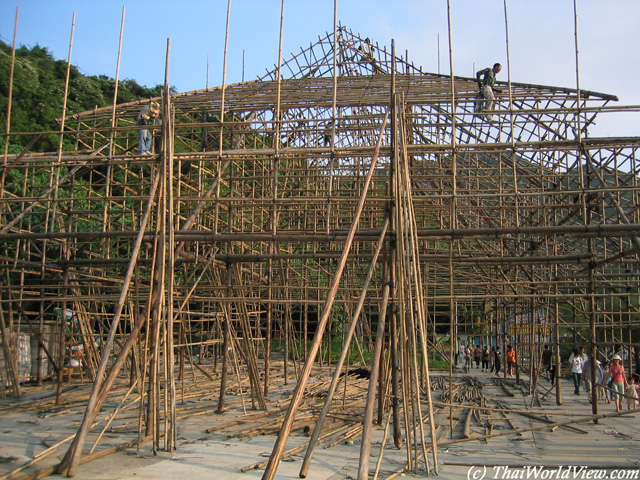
[0, 40, 169, 153]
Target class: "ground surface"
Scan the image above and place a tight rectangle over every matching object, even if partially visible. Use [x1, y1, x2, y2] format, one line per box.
[1, 364, 639, 480]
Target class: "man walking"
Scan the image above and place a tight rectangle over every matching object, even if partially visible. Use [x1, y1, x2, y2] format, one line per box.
[475, 63, 502, 121]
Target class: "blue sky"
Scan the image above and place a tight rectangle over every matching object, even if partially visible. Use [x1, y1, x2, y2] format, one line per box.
[1, 0, 639, 137]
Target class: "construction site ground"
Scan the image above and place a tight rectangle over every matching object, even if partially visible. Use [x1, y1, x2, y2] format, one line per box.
[1, 363, 639, 480]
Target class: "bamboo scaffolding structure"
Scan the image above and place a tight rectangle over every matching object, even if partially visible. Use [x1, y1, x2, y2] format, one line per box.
[0, 15, 639, 480]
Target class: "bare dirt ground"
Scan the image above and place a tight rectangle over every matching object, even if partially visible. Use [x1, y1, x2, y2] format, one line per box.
[1, 364, 639, 480]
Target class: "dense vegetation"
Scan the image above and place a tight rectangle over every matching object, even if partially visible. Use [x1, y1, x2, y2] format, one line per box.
[0, 39, 170, 153]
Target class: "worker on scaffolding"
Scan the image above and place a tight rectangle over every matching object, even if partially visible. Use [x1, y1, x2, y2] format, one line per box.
[474, 63, 502, 122]
[137, 101, 160, 155]
[358, 37, 373, 59]
[358, 37, 381, 73]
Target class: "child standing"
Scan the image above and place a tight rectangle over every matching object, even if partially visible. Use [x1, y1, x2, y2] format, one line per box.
[626, 377, 638, 410]
[599, 362, 610, 403]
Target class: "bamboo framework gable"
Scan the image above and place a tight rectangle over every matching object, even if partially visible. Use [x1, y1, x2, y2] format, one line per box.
[1, 25, 639, 479]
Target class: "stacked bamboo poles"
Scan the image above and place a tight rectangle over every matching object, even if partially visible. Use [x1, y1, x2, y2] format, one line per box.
[390, 92, 438, 475]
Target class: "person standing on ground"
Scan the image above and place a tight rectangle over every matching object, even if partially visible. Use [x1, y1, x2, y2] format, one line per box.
[605, 355, 627, 412]
[489, 346, 496, 373]
[625, 376, 638, 410]
[599, 361, 611, 403]
[568, 347, 586, 396]
[474, 345, 482, 369]
[458, 341, 466, 366]
[549, 354, 557, 386]
[481, 345, 490, 372]
[475, 62, 502, 121]
[465, 344, 474, 373]
[494, 347, 502, 376]
[582, 353, 602, 403]
[506, 345, 516, 377]
[542, 344, 552, 381]
[137, 101, 160, 155]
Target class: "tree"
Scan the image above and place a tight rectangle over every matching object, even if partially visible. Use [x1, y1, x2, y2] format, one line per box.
[0, 39, 174, 153]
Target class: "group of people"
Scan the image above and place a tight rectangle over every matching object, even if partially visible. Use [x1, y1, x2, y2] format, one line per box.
[134, 63, 500, 153]
[567, 346, 639, 412]
[134, 63, 501, 153]
[456, 341, 638, 412]
[457, 342, 517, 377]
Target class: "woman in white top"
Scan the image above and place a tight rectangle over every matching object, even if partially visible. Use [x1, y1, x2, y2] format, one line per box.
[568, 347, 585, 395]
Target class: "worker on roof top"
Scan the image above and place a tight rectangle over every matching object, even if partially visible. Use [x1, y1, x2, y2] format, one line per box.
[474, 62, 502, 122]
[137, 101, 160, 155]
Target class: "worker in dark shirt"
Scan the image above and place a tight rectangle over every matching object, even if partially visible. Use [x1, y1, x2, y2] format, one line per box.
[474, 62, 502, 121]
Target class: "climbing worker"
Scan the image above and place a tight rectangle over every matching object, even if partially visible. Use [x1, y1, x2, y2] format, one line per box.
[359, 37, 373, 59]
[474, 62, 502, 121]
[137, 101, 160, 155]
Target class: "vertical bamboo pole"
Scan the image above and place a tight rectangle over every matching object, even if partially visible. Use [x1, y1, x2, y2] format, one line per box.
[218, 0, 232, 156]
[572, 0, 597, 421]
[55, 270, 70, 406]
[0, 6, 18, 198]
[573, 0, 582, 141]
[386, 89, 401, 449]
[0, 290, 20, 397]
[217, 261, 232, 413]
[324, 0, 339, 237]
[265, 0, 286, 397]
[390, 300, 402, 448]
[99, 7, 125, 261]
[149, 88, 169, 454]
[357, 267, 392, 480]
[108, 7, 125, 159]
[445, 0, 457, 447]
[163, 37, 177, 451]
[553, 282, 562, 405]
[52, 12, 75, 406]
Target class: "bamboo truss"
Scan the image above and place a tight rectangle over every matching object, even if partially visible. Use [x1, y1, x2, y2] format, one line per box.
[1, 21, 640, 479]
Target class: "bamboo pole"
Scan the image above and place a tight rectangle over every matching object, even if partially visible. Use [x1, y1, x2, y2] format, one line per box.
[55, 164, 163, 477]
[261, 109, 390, 480]
[0, 293, 20, 398]
[0, 6, 18, 199]
[217, 263, 232, 414]
[1, 18, 640, 478]
[433, 407, 640, 449]
[356, 267, 391, 479]
[299, 217, 389, 477]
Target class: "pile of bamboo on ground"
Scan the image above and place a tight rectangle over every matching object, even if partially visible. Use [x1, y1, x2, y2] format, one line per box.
[438, 380, 484, 404]
[0, 361, 262, 480]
